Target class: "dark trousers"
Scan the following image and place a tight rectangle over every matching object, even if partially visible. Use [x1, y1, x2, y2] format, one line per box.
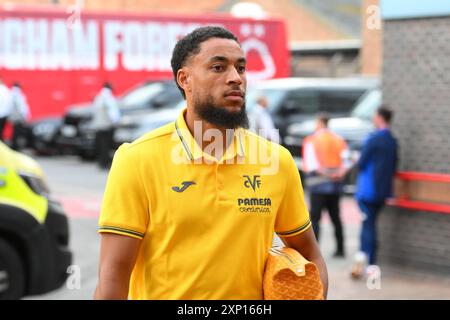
[11, 122, 26, 150]
[358, 200, 384, 265]
[0, 117, 6, 141]
[95, 128, 114, 169]
[310, 193, 344, 253]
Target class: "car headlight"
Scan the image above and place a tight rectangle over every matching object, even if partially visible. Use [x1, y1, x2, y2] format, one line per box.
[18, 172, 50, 198]
[32, 123, 58, 137]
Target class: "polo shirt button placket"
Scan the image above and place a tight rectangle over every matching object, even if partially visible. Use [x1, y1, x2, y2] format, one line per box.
[216, 164, 225, 200]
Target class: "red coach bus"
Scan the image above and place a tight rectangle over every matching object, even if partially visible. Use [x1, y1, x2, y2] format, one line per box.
[0, 4, 290, 120]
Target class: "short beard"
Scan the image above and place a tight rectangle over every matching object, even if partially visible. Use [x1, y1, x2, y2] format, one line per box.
[194, 96, 249, 129]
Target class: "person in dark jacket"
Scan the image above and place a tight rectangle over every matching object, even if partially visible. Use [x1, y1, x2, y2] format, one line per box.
[352, 106, 398, 278]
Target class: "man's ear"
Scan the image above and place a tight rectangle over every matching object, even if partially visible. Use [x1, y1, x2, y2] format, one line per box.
[177, 68, 191, 94]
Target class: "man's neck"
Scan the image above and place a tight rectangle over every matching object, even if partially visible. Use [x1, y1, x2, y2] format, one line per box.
[315, 127, 328, 134]
[185, 109, 234, 160]
[378, 124, 389, 130]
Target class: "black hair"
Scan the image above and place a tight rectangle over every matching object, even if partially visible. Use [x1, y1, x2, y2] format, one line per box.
[317, 112, 330, 127]
[377, 105, 393, 123]
[103, 82, 113, 91]
[170, 26, 239, 98]
[12, 82, 21, 88]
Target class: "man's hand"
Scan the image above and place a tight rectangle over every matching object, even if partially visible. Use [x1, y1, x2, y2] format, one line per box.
[317, 167, 345, 182]
[330, 167, 348, 181]
[94, 233, 141, 300]
[280, 227, 329, 299]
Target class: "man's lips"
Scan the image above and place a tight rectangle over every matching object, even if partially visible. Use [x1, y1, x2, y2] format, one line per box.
[224, 90, 245, 101]
[224, 90, 244, 98]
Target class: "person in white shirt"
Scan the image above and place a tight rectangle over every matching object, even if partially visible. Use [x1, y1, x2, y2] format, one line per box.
[250, 96, 280, 143]
[0, 78, 11, 142]
[91, 82, 121, 169]
[8, 82, 31, 150]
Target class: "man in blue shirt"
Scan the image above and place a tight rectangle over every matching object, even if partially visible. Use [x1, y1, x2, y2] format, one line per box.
[352, 106, 398, 278]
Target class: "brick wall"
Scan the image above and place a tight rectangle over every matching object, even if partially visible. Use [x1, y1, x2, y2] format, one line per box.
[383, 17, 450, 173]
[379, 16, 450, 275]
[378, 207, 450, 276]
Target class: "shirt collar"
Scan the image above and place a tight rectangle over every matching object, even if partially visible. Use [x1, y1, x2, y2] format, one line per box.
[314, 128, 330, 135]
[174, 108, 246, 162]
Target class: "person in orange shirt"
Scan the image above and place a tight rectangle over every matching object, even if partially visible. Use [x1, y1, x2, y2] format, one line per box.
[302, 113, 351, 258]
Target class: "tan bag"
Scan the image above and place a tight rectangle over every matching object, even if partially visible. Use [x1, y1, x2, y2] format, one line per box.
[263, 247, 324, 300]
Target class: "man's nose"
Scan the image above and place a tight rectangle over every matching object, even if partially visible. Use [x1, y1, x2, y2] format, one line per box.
[226, 67, 244, 85]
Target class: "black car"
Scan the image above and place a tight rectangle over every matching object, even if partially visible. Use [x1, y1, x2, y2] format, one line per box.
[38, 80, 183, 159]
[113, 101, 185, 147]
[56, 103, 93, 158]
[246, 77, 379, 149]
[29, 117, 63, 155]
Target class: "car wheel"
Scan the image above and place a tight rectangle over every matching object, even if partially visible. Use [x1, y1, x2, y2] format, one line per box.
[0, 238, 26, 300]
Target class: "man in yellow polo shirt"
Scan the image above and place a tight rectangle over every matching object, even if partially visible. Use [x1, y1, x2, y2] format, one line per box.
[94, 26, 328, 300]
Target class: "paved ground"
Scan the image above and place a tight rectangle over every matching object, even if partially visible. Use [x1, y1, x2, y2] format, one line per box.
[24, 153, 450, 300]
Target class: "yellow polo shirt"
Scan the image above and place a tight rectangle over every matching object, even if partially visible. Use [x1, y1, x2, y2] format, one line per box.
[98, 108, 311, 300]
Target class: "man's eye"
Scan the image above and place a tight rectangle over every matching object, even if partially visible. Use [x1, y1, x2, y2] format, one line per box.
[238, 65, 246, 73]
[212, 65, 224, 71]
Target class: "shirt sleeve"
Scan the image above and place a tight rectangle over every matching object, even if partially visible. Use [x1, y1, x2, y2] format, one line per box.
[358, 135, 375, 170]
[302, 139, 320, 173]
[262, 111, 280, 143]
[21, 95, 31, 120]
[98, 144, 149, 240]
[107, 100, 121, 124]
[339, 139, 352, 169]
[104, 91, 120, 124]
[275, 149, 312, 237]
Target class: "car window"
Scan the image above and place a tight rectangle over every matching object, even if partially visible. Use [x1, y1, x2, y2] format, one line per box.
[152, 86, 183, 108]
[281, 90, 319, 115]
[351, 89, 382, 120]
[120, 82, 164, 109]
[319, 90, 365, 114]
